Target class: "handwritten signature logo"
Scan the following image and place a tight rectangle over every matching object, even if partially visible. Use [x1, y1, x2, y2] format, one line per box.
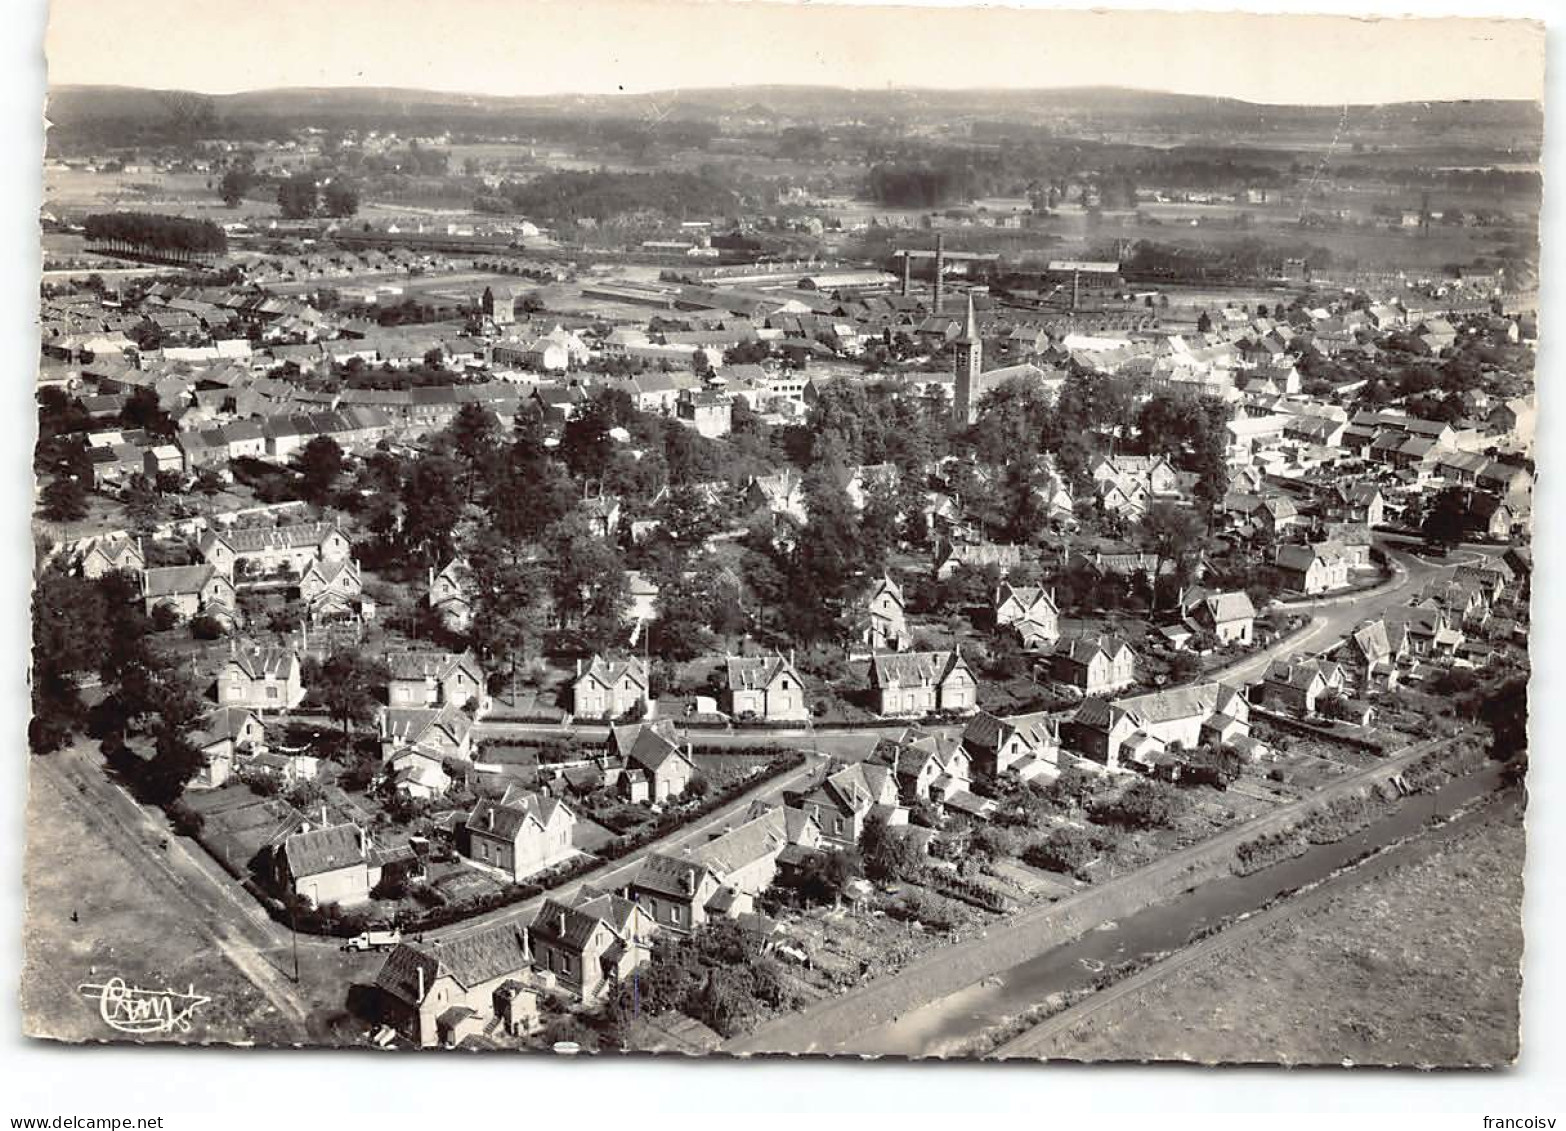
[77, 977, 211, 1035]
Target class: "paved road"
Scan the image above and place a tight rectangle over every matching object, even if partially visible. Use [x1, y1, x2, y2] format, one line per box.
[722, 731, 1466, 1056]
[1215, 544, 1493, 688]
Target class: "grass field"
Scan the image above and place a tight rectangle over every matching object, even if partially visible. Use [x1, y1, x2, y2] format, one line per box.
[21, 761, 294, 1045]
[1034, 803, 1525, 1067]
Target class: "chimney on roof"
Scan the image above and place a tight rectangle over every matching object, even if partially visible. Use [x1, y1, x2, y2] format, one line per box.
[417, 964, 425, 1001]
[558, 909, 567, 938]
[487, 806, 494, 831]
[901, 250, 911, 298]
[683, 868, 696, 895]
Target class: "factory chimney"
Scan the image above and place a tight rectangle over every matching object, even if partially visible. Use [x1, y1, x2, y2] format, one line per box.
[933, 234, 946, 314]
[901, 250, 911, 297]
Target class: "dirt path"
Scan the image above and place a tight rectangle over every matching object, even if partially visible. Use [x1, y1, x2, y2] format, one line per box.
[34, 751, 312, 1038]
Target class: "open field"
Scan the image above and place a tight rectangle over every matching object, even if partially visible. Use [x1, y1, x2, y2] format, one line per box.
[26, 745, 391, 1047]
[1030, 801, 1524, 1067]
[44, 166, 282, 222]
[22, 757, 295, 1045]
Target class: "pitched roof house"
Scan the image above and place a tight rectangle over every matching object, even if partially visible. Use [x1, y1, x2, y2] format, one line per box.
[298, 556, 369, 624]
[427, 558, 474, 633]
[379, 703, 476, 763]
[1069, 682, 1251, 769]
[877, 730, 976, 810]
[199, 520, 352, 578]
[142, 564, 238, 623]
[723, 653, 808, 721]
[859, 575, 911, 652]
[386, 650, 489, 716]
[275, 823, 379, 908]
[77, 533, 145, 580]
[627, 805, 822, 933]
[216, 645, 305, 711]
[188, 706, 268, 789]
[571, 655, 650, 722]
[528, 887, 655, 1003]
[784, 760, 904, 849]
[1190, 590, 1258, 646]
[1275, 542, 1350, 595]
[993, 583, 1061, 648]
[374, 923, 540, 1047]
[1260, 658, 1348, 716]
[1050, 635, 1137, 697]
[867, 650, 979, 718]
[464, 790, 577, 882]
[961, 710, 1062, 782]
[608, 719, 696, 803]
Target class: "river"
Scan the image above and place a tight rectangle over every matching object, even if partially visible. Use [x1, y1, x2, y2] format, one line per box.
[840, 763, 1505, 1057]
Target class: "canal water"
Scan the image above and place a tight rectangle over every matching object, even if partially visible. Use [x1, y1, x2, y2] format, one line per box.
[841, 764, 1506, 1057]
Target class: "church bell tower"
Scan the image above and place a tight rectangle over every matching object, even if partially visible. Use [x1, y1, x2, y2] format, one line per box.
[952, 294, 982, 425]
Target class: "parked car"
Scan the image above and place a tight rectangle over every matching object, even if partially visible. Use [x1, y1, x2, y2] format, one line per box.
[342, 928, 402, 952]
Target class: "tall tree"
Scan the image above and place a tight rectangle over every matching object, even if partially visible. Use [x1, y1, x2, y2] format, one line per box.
[465, 530, 551, 693]
[448, 403, 501, 501]
[783, 461, 866, 642]
[314, 649, 390, 734]
[218, 168, 253, 208]
[41, 473, 89, 522]
[858, 477, 902, 575]
[277, 176, 319, 220]
[120, 387, 175, 439]
[322, 180, 360, 218]
[294, 435, 346, 506]
[401, 453, 466, 566]
[998, 461, 1050, 546]
[548, 515, 630, 653]
[1136, 502, 1206, 608]
[560, 397, 615, 481]
[1421, 486, 1471, 548]
[487, 433, 575, 545]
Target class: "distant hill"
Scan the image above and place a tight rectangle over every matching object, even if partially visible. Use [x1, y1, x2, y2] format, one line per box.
[44, 82, 1543, 146]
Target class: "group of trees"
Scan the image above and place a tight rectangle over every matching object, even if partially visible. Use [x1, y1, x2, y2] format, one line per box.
[865, 162, 986, 208]
[219, 168, 255, 207]
[486, 168, 740, 224]
[277, 175, 360, 220]
[83, 212, 227, 260]
[603, 919, 797, 1041]
[31, 565, 206, 811]
[958, 368, 1227, 545]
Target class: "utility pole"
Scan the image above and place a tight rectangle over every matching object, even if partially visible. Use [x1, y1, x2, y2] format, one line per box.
[289, 900, 301, 984]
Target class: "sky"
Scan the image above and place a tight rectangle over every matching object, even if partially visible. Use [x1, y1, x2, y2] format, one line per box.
[44, 0, 1545, 106]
